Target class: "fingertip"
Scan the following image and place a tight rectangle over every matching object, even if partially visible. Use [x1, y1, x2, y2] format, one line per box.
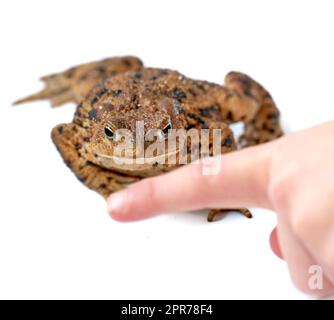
[107, 186, 159, 222]
[270, 227, 284, 260]
[107, 191, 130, 221]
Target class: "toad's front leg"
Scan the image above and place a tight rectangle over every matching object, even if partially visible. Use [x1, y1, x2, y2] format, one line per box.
[51, 123, 133, 198]
[200, 122, 253, 222]
[224, 71, 283, 147]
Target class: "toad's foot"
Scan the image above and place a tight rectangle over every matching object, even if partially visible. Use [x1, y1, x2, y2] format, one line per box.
[207, 208, 252, 222]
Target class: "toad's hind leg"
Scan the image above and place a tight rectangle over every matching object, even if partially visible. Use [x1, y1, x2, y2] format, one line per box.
[224, 72, 283, 147]
[13, 74, 73, 107]
[51, 123, 127, 198]
[14, 56, 143, 107]
[207, 208, 252, 222]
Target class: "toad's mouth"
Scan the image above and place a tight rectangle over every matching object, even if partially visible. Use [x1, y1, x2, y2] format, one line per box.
[94, 149, 180, 174]
[96, 148, 179, 163]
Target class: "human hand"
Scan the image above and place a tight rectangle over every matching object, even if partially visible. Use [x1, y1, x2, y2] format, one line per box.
[107, 120, 334, 296]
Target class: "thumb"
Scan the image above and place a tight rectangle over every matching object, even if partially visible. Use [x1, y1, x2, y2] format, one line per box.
[107, 141, 276, 221]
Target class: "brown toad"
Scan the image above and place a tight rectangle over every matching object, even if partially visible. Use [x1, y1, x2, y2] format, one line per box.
[15, 56, 283, 221]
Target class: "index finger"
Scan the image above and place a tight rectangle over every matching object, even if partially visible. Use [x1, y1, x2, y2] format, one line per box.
[107, 141, 276, 221]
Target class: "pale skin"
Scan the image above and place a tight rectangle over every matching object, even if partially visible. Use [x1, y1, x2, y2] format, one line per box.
[107, 120, 334, 296]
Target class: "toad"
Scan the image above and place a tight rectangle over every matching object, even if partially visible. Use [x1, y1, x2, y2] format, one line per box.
[15, 56, 283, 221]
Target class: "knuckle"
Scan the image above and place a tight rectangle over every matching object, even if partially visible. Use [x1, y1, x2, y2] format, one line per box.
[268, 176, 290, 210]
[267, 138, 293, 210]
[290, 211, 314, 240]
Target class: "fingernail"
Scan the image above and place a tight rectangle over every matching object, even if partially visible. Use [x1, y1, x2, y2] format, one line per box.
[107, 191, 126, 216]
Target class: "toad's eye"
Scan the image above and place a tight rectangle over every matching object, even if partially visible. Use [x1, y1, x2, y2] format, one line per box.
[104, 126, 114, 138]
[162, 122, 172, 135]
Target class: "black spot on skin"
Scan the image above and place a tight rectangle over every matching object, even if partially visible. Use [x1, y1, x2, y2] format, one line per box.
[113, 89, 122, 97]
[78, 74, 88, 81]
[267, 128, 276, 134]
[173, 101, 184, 115]
[200, 105, 220, 117]
[66, 67, 77, 78]
[188, 89, 197, 97]
[65, 160, 72, 169]
[91, 87, 108, 105]
[178, 75, 186, 83]
[194, 82, 207, 93]
[75, 143, 82, 150]
[200, 109, 210, 117]
[99, 183, 107, 189]
[97, 66, 106, 74]
[172, 87, 187, 102]
[74, 107, 82, 118]
[267, 112, 278, 119]
[207, 81, 215, 87]
[83, 137, 90, 142]
[91, 97, 99, 105]
[57, 126, 64, 134]
[132, 71, 142, 79]
[186, 124, 196, 130]
[223, 136, 233, 147]
[78, 176, 87, 183]
[187, 113, 205, 125]
[265, 92, 273, 99]
[123, 58, 132, 67]
[159, 69, 169, 76]
[88, 108, 97, 120]
[226, 111, 233, 121]
[234, 76, 252, 97]
[153, 162, 159, 167]
[94, 153, 98, 158]
[96, 87, 108, 98]
[210, 105, 220, 113]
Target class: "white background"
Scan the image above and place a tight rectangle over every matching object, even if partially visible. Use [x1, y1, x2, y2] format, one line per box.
[0, 0, 333, 299]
